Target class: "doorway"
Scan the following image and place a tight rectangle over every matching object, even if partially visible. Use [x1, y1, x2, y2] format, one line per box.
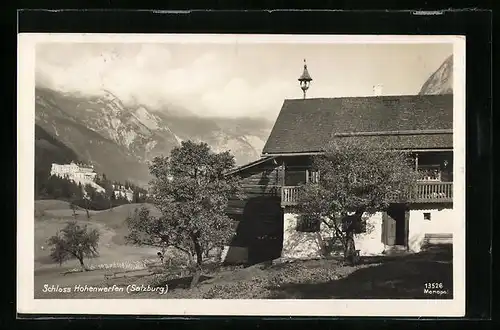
[382, 204, 409, 247]
[243, 196, 284, 264]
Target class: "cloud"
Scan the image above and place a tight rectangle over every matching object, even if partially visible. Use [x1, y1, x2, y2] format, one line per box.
[35, 42, 453, 119]
[200, 78, 297, 118]
[36, 43, 277, 118]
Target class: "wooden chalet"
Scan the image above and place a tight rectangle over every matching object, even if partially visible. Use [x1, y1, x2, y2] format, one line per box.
[222, 61, 454, 264]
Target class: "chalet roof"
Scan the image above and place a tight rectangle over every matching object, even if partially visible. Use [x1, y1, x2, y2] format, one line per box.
[262, 94, 453, 154]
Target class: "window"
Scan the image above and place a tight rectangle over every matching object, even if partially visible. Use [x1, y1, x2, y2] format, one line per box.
[424, 212, 431, 221]
[296, 215, 321, 232]
[306, 169, 320, 184]
[285, 170, 307, 186]
[341, 213, 367, 234]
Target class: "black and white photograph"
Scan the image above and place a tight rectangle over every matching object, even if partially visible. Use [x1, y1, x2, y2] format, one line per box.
[17, 34, 465, 316]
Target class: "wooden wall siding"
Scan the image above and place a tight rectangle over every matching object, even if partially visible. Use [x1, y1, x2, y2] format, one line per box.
[227, 187, 281, 214]
[224, 159, 285, 252]
[228, 216, 246, 247]
[226, 160, 280, 216]
[227, 195, 284, 250]
[227, 213, 251, 248]
[281, 155, 313, 167]
[226, 187, 280, 215]
[239, 170, 280, 186]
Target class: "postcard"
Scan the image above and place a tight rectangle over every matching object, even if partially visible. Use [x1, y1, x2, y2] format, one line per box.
[17, 33, 465, 316]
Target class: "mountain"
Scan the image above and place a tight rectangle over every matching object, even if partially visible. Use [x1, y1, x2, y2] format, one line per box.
[35, 87, 273, 186]
[419, 55, 453, 95]
[35, 124, 81, 192]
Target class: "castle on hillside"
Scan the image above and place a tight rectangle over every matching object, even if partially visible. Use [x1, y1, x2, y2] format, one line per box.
[50, 161, 105, 193]
[50, 161, 97, 181]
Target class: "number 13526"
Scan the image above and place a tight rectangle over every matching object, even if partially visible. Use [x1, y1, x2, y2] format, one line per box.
[424, 282, 444, 289]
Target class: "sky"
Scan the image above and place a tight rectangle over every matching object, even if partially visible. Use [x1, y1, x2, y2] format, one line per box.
[36, 41, 452, 119]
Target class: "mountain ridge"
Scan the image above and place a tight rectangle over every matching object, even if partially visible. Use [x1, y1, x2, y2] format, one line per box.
[419, 55, 453, 95]
[35, 87, 273, 186]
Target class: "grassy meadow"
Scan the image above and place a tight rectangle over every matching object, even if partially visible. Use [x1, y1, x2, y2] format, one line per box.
[33, 200, 453, 300]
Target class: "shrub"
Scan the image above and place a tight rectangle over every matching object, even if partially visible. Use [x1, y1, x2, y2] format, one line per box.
[148, 273, 169, 287]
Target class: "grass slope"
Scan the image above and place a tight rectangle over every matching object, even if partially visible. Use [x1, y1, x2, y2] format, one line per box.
[34, 200, 159, 271]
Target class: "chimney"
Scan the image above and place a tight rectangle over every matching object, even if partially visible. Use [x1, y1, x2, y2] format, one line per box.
[373, 84, 383, 96]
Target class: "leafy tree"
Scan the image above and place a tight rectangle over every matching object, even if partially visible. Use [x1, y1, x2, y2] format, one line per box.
[49, 239, 67, 267]
[60, 175, 72, 198]
[132, 190, 142, 203]
[47, 221, 100, 270]
[116, 194, 129, 205]
[96, 173, 114, 197]
[109, 190, 116, 209]
[92, 191, 111, 209]
[38, 175, 81, 200]
[70, 202, 78, 219]
[44, 175, 63, 198]
[84, 184, 97, 201]
[94, 174, 116, 209]
[295, 139, 418, 264]
[77, 182, 84, 199]
[126, 141, 243, 287]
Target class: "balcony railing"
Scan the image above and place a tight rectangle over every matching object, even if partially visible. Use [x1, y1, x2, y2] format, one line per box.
[280, 182, 453, 206]
[413, 181, 453, 203]
[281, 186, 302, 206]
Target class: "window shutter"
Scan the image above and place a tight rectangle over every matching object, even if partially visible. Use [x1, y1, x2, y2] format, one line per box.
[306, 169, 320, 184]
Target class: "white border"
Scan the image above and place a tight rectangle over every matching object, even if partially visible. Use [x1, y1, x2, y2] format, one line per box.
[17, 33, 466, 317]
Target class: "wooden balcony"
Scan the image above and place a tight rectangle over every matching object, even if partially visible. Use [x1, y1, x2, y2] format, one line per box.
[281, 186, 302, 206]
[412, 181, 453, 203]
[280, 182, 453, 207]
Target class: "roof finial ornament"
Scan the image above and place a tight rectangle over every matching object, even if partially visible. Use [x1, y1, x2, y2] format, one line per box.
[298, 58, 313, 100]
